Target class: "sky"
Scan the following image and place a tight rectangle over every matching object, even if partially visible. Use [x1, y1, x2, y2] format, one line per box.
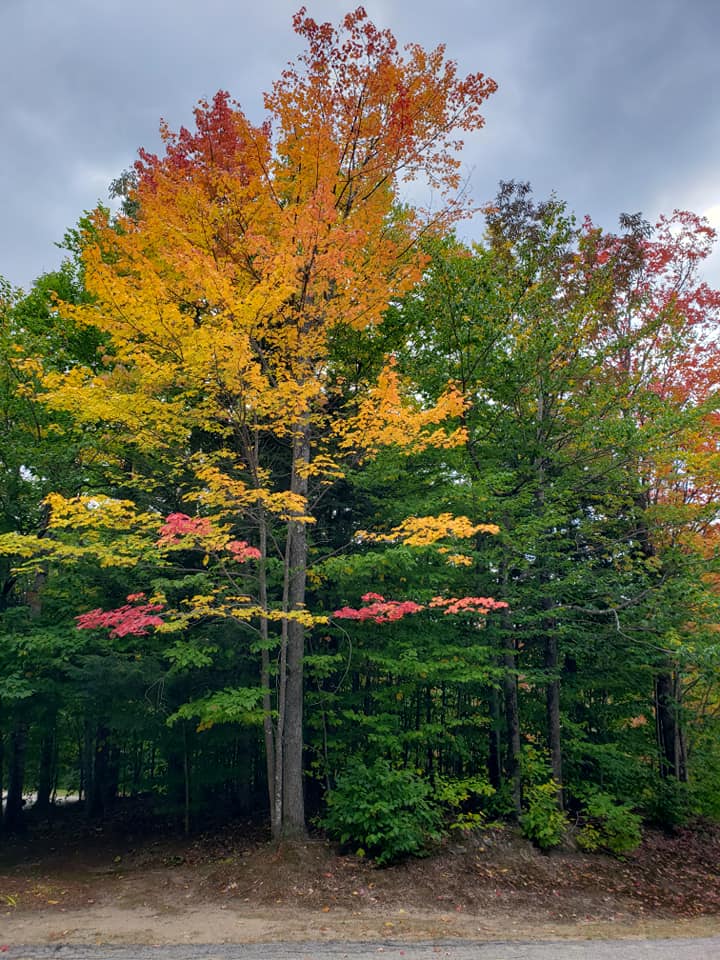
[2, 0, 719, 291]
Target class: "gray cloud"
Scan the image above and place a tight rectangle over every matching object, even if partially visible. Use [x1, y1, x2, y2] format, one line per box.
[2, 0, 718, 289]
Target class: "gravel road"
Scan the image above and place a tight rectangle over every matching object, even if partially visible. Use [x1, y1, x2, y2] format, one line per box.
[5, 939, 720, 960]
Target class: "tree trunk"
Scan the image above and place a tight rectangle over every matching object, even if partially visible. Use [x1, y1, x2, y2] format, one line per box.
[502, 643, 522, 816]
[130, 735, 143, 797]
[35, 725, 57, 814]
[635, 501, 687, 785]
[183, 724, 191, 836]
[90, 724, 118, 817]
[655, 670, 687, 781]
[488, 685, 502, 790]
[544, 626, 563, 806]
[258, 514, 276, 824]
[499, 561, 522, 817]
[4, 722, 27, 832]
[279, 422, 311, 839]
[26, 566, 47, 619]
[0, 727, 5, 835]
[78, 732, 85, 803]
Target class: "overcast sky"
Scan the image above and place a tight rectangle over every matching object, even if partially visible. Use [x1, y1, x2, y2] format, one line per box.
[2, 0, 719, 290]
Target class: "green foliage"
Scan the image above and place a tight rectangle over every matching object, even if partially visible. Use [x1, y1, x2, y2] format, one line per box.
[520, 782, 569, 850]
[432, 774, 496, 831]
[321, 759, 443, 865]
[644, 777, 690, 831]
[164, 639, 219, 671]
[519, 743, 554, 784]
[576, 792, 642, 857]
[168, 686, 266, 730]
[687, 731, 720, 820]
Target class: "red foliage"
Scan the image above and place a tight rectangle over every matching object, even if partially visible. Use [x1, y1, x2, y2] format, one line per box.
[429, 595, 509, 615]
[76, 594, 164, 638]
[333, 591, 508, 623]
[334, 592, 424, 623]
[226, 540, 262, 561]
[157, 515, 260, 562]
[135, 90, 269, 194]
[157, 512, 213, 545]
[585, 209, 720, 406]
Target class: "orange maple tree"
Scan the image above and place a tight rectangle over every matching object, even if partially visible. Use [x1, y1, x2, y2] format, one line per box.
[43, 7, 497, 838]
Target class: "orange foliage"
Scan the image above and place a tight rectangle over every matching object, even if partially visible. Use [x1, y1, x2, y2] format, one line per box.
[51, 8, 496, 456]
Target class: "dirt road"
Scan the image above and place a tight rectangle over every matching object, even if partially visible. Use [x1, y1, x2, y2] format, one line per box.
[3, 819, 720, 957]
[5, 937, 720, 959]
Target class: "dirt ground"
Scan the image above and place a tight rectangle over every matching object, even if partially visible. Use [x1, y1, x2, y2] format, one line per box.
[1, 807, 720, 946]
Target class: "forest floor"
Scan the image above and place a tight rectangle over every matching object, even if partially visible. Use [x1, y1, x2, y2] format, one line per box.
[1, 805, 720, 946]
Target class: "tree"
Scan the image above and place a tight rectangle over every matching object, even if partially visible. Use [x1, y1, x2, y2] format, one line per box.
[0, 264, 106, 830]
[387, 183, 720, 817]
[590, 208, 720, 786]
[38, 7, 497, 839]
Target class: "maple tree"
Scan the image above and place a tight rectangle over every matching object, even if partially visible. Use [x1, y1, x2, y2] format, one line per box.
[32, 7, 498, 839]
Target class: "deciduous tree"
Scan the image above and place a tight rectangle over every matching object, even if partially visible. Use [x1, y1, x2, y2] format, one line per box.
[39, 7, 497, 839]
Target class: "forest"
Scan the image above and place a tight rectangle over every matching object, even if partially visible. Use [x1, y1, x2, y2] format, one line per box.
[1, 7, 719, 866]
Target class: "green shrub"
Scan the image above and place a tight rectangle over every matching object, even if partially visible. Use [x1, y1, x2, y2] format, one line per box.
[320, 758, 443, 865]
[689, 766, 720, 820]
[576, 792, 642, 857]
[520, 781, 568, 850]
[644, 776, 689, 831]
[432, 774, 495, 831]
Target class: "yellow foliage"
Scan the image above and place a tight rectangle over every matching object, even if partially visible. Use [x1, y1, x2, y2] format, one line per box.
[189, 462, 311, 519]
[44, 493, 157, 533]
[357, 513, 499, 547]
[295, 454, 346, 481]
[336, 360, 468, 458]
[264, 609, 330, 627]
[445, 553, 474, 567]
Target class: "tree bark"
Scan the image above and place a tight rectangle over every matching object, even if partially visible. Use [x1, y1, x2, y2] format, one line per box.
[499, 561, 522, 817]
[655, 670, 687, 781]
[635, 500, 687, 785]
[544, 624, 563, 805]
[258, 514, 276, 826]
[0, 727, 4, 835]
[183, 724, 191, 836]
[502, 639, 522, 816]
[35, 725, 57, 814]
[89, 724, 119, 817]
[0, 728, 5, 837]
[280, 421, 311, 839]
[4, 722, 27, 832]
[488, 685, 502, 790]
